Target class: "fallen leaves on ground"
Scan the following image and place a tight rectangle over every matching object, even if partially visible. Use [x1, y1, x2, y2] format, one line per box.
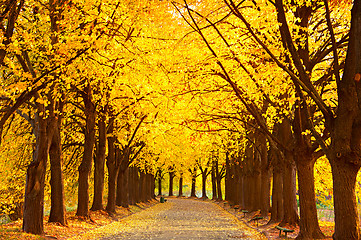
[216, 200, 335, 239]
[0, 200, 158, 240]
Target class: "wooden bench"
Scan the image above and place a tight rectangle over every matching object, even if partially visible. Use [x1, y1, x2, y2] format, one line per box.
[275, 226, 294, 238]
[251, 216, 263, 227]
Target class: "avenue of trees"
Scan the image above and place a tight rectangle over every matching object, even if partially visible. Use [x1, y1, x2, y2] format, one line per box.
[1, 0, 361, 240]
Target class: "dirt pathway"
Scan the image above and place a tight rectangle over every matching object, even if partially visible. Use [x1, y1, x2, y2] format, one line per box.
[72, 198, 266, 240]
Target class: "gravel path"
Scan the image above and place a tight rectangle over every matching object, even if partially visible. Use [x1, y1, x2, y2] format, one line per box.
[75, 198, 266, 240]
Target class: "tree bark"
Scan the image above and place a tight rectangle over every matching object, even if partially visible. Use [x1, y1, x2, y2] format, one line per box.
[190, 173, 197, 197]
[269, 166, 284, 223]
[168, 171, 174, 197]
[158, 175, 162, 196]
[23, 114, 49, 234]
[76, 86, 96, 217]
[106, 120, 118, 213]
[140, 171, 147, 202]
[296, 156, 325, 239]
[117, 168, 129, 208]
[330, 158, 360, 239]
[280, 152, 299, 226]
[216, 161, 223, 201]
[47, 0, 67, 226]
[211, 164, 217, 200]
[133, 167, 140, 203]
[201, 169, 208, 199]
[91, 114, 106, 211]
[48, 126, 66, 225]
[234, 163, 241, 206]
[225, 152, 234, 203]
[178, 176, 183, 197]
[146, 173, 153, 200]
[258, 134, 270, 216]
[151, 174, 156, 199]
[329, 1, 361, 239]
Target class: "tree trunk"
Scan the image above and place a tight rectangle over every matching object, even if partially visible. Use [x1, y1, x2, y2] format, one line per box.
[225, 152, 231, 202]
[243, 174, 252, 210]
[178, 176, 183, 197]
[296, 156, 325, 239]
[269, 166, 283, 223]
[47, 0, 66, 226]
[251, 169, 261, 212]
[201, 170, 208, 199]
[106, 167, 118, 213]
[331, 156, 360, 239]
[76, 87, 96, 217]
[146, 173, 153, 201]
[158, 176, 162, 196]
[330, 2, 361, 239]
[23, 114, 49, 234]
[260, 168, 271, 216]
[48, 126, 66, 225]
[234, 163, 242, 206]
[211, 165, 217, 200]
[140, 171, 147, 202]
[258, 134, 270, 216]
[190, 175, 197, 197]
[91, 115, 106, 211]
[216, 161, 223, 201]
[117, 168, 129, 208]
[281, 153, 299, 226]
[133, 167, 140, 203]
[168, 171, 174, 196]
[106, 123, 118, 213]
[151, 174, 156, 199]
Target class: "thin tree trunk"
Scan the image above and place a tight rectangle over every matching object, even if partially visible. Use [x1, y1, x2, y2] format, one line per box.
[48, 126, 66, 225]
[178, 176, 183, 197]
[216, 161, 223, 201]
[106, 121, 118, 213]
[239, 175, 245, 209]
[151, 174, 156, 199]
[254, 133, 266, 213]
[234, 163, 241, 206]
[211, 165, 217, 200]
[158, 176, 162, 196]
[168, 171, 174, 196]
[224, 152, 230, 202]
[190, 174, 197, 197]
[91, 115, 106, 211]
[76, 86, 96, 217]
[269, 167, 283, 223]
[146, 173, 153, 201]
[48, 0, 66, 225]
[201, 170, 208, 199]
[260, 146, 271, 217]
